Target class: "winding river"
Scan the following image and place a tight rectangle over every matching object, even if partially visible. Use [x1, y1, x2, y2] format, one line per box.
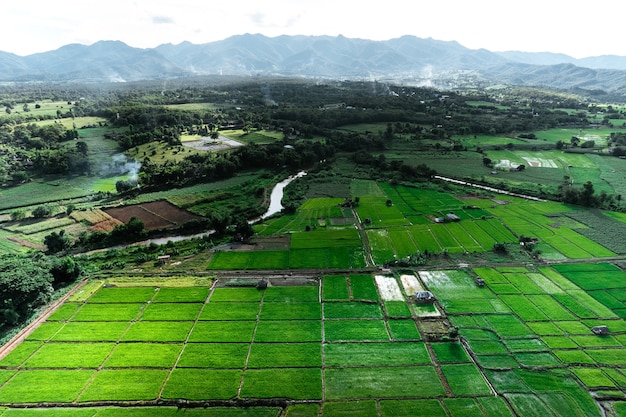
[260, 171, 307, 219]
[96, 171, 307, 250]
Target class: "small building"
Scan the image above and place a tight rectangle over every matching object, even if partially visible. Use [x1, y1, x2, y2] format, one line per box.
[157, 255, 170, 265]
[591, 325, 610, 335]
[415, 291, 436, 304]
[446, 213, 461, 222]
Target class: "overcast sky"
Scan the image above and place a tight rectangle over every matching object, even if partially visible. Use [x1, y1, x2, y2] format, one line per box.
[2, 0, 623, 58]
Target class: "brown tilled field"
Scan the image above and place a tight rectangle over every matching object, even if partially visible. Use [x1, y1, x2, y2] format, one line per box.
[104, 200, 202, 231]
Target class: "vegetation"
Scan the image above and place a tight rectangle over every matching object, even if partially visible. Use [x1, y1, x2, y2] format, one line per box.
[2, 77, 626, 415]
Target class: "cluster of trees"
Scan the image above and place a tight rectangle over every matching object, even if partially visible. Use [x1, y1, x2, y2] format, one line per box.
[0, 254, 81, 328]
[560, 179, 617, 208]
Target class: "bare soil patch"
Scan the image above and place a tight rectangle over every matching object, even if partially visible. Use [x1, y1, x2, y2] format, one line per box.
[6, 235, 46, 250]
[104, 200, 203, 231]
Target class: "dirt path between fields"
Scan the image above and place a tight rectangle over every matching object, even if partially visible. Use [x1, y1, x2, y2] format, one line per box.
[0, 279, 89, 361]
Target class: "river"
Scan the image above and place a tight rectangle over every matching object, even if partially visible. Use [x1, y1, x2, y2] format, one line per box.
[89, 171, 307, 251]
[260, 171, 307, 219]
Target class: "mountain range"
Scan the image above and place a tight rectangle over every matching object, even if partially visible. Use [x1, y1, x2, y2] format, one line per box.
[2, 34, 626, 95]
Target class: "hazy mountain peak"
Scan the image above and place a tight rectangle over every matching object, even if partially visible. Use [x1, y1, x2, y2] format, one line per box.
[1, 33, 626, 94]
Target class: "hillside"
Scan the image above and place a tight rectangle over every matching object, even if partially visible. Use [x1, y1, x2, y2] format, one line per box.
[2, 34, 626, 96]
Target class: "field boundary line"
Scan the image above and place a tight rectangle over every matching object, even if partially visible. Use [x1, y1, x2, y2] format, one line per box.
[0, 278, 89, 361]
[158, 279, 217, 400]
[237, 285, 265, 399]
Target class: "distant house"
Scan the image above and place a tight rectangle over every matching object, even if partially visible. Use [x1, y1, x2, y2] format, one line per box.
[435, 213, 460, 223]
[446, 213, 461, 222]
[592, 325, 610, 335]
[157, 255, 170, 265]
[415, 291, 436, 304]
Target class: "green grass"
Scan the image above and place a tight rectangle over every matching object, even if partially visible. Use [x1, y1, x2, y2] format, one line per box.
[553, 349, 595, 365]
[50, 322, 128, 342]
[349, 274, 379, 301]
[254, 321, 321, 342]
[430, 342, 470, 363]
[322, 275, 350, 300]
[379, 399, 448, 417]
[324, 320, 388, 341]
[387, 319, 421, 340]
[322, 401, 378, 417]
[263, 286, 319, 302]
[23, 342, 114, 368]
[285, 404, 320, 417]
[72, 303, 144, 321]
[504, 338, 548, 353]
[210, 287, 264, 302]
[139, 303, 203, 321]
[152, 287, 210, 303]
[0, 370, 94, 403]
[260, 302, 321, 320]
[0, 342, 42, 367]
[247, 343, 322, 368]
[324, 366, 445, 399]
[323, 302, 383, 319]
[87, 287, 156, 303]
[121, 321, 194, 342]
[78, 370, 168, 402]
[367, 229, 396, 264]
[176, 343, 249, 368]
[324, 342, 430, 367]
[103, 343, 183, 368]
[188, 321, 255, 343]
[241, 368, 322, 400]
[199, 302, 260, 321]
[290, 229, 361, 249]
[442, 364, 493, 396]
[384, 301, 412, 317]
[572, 368, 616, 388]
[161, 369, 242, 400]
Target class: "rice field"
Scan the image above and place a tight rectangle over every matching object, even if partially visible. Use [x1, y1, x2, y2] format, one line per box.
[0, 265, 624, 416]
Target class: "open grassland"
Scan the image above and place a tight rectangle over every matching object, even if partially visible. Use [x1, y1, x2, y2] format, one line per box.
[221, 129, 284, 144]
[533, 128, 613, 145]
[0, 269, 625, 415]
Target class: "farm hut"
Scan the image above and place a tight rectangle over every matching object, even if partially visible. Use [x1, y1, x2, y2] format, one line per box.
[415, 291, 436, 304]
[157, 255, 170, 265]
[475, 278, 486, 287]
[446, 213, 461, 222]
[591, 325, 610, 335]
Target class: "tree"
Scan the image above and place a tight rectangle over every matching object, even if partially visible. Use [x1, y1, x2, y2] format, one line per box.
[0, 255, 54, 326]
[32, 205, 53, 218]
[516, 164, 526, 171]
[570, 136, 580, 147]
[482, 157, 493, 168]
[50, 256, 81, 286]
[492, 242, 509, 254]
[44, 230, 71, 253]
[116, 179, 137, 193]
[75, 141, 88, 155]
[10, 209, 26, 221]
[580, 181, 596, 207]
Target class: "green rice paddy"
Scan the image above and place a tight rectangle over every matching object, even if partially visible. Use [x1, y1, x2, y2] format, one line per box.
[0, 263, 623, 416]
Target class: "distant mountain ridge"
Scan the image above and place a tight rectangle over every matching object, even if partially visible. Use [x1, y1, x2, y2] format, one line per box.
[2, 34, 626, 94]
